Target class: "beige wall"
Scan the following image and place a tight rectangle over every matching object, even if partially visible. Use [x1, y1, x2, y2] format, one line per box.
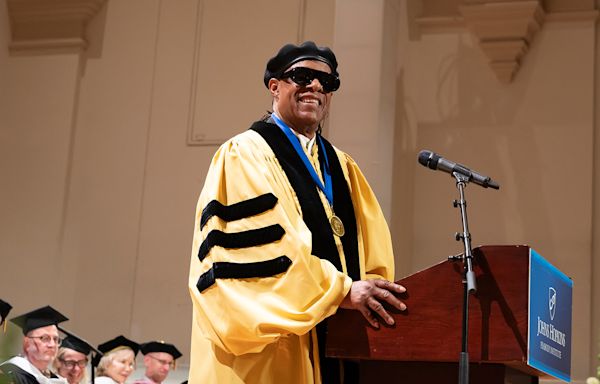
[0, 0, 336, 373]
[401, 17, 595, 384]
[0, 0, 598, 382]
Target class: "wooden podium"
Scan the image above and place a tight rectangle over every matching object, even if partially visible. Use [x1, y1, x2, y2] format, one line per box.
[326, 245, 548, 384]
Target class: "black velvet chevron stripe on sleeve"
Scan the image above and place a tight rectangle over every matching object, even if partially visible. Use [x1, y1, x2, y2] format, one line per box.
[198, 224, 285, 262]
[196, 255, 293, 293]
[200, 193, 278, 230]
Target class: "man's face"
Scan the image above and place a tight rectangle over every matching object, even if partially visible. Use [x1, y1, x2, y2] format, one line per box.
[270, 60, 333, 135]
[56, 349, 88, 384]
[23, 325, 60, 366]
[144, 352, 174, 383]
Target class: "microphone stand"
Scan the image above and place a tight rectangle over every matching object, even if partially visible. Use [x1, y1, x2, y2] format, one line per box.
[448, 172, 477, 384]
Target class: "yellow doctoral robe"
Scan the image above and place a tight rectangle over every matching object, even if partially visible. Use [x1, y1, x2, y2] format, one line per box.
[188, 121, 395, 384]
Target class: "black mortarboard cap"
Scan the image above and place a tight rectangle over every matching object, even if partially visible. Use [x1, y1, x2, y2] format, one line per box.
[97, 335, 140, 357]
[0, 299, 12, 326]
[58, 327, 100, 356]
[140, 341, 182, 360]
[10, 306, 68, 334]
[263, 41, 340, 88]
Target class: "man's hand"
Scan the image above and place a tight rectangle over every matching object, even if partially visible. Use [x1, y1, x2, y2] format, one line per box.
[339, 279, 407, 328]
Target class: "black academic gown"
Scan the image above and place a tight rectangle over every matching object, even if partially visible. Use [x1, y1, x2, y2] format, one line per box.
[0, 364, 37, 384]
[0, 363, 63, 384]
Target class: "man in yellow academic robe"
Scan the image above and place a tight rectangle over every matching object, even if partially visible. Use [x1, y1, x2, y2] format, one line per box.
[188, 41, 407, 384]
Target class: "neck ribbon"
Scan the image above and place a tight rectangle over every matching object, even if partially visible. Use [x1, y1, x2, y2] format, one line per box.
[271, 113, 333, 206]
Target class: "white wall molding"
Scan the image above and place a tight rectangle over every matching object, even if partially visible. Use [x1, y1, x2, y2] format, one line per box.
[185, 0, 310, 146]
[460, 1, 544, 83]
[6, 0, 106, 54]
[414, 0, 598, 83]
[544, 10, 599, 22]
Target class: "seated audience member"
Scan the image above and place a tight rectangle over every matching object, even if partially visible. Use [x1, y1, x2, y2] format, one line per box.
[0, 306, 68, 384]
[0, 299, 14, 382]
[94, 336, 139, 384]
[0, 299, 12, 333]
[52, 330, 98, 384]
[133, 341, 182, 384]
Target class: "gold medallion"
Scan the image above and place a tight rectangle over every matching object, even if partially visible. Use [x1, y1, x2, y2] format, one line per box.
[330, 215, 345, 237]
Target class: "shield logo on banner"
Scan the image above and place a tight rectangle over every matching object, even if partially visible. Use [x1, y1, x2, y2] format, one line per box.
[549, 287, 556, 321]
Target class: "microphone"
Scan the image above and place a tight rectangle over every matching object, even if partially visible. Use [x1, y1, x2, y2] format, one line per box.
[418, 150, 500, 189]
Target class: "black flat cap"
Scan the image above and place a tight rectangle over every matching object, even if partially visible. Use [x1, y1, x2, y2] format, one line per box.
[0, 299, 12, 326]
[263, 41, 339, 87]
[62, 335, 95, 355]
[10, 305, 68, 334]
[97, 335, 140, 356]
[59, 327, 100, 356]
[140, 341, 182, 359]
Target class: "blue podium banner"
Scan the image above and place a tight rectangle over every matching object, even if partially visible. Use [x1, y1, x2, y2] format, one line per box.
[527, 248, 572, 382]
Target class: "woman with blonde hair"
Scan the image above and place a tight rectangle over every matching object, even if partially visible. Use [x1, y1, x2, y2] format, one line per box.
[93, 336, 139, 384]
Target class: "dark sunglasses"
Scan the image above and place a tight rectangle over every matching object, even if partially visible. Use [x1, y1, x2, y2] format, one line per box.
[280, 67, 340, 93]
